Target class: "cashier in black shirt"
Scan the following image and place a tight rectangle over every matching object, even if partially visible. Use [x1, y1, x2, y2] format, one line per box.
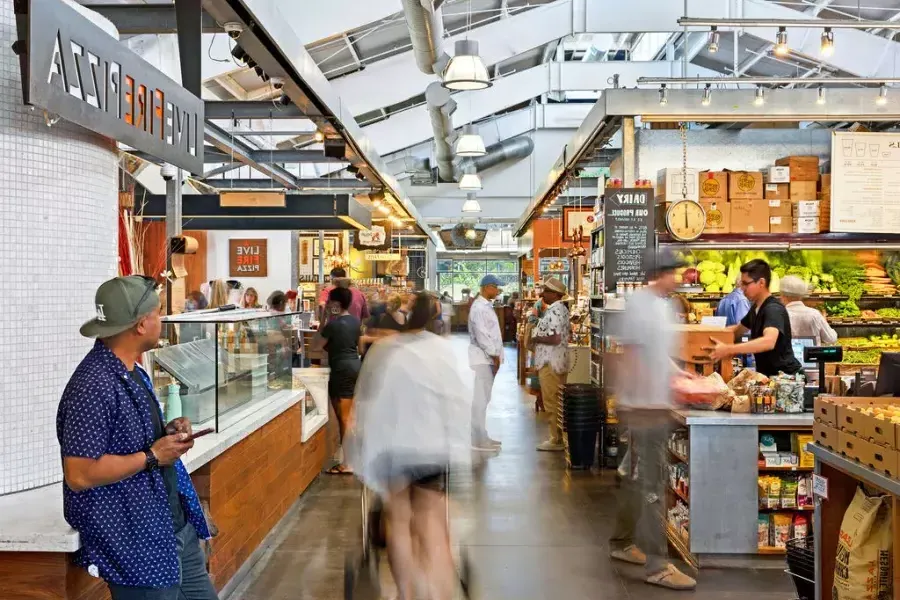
[705, 259, 803, 377]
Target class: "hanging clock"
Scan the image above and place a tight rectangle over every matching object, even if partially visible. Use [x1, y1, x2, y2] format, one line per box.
[665, 199, 706, 242]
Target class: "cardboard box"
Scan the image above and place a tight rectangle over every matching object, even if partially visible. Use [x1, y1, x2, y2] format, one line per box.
[700, 200, 730, 233]
[814, 421, 840, 450]
[730, 199, 769, 233]
[842, 434, 900, 477]
[657, 168, 699, 202]
[765, 183, 790, 201]
[776, 156, 819, 181]
[793, 217, 820, 234]
[794, 200, 820, 218]
[728, 171, 764, 199]
[790, 180, 818, 200]
[769, 215, 792, 234]
[820, 173, 831, 194]
[699, 171, 728, 201]
[816, 396, 857, 427]
[767, 166, 791, 183]
[674, 325, 732, 364]
[768, 198, 793, 217]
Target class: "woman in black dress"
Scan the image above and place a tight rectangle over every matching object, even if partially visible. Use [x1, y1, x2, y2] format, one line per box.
[314, 286, 361, 474]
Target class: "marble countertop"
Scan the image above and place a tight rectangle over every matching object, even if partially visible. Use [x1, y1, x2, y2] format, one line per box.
[672, 409, 814, 427]
[0, 388, 310, 553]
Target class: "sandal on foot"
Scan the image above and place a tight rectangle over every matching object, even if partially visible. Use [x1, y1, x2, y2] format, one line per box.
[645, 564, 696, 590]
[326, 464, 354, 475]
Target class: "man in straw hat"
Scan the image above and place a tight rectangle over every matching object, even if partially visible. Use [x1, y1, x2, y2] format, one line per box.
[531, 276, 571, 452]
[57, 276, 217, 599]
[780, 274, 838, 346]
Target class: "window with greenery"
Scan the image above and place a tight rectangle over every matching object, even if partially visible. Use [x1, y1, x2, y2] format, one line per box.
[436, 258, 519, 301]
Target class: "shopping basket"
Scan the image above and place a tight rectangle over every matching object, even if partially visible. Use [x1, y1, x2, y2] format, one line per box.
[785, 534, 815, 600]
[344, 470, 473, 600]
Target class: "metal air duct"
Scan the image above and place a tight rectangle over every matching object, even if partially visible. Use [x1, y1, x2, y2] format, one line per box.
[426, 82, 456, 182]
[457, 135, 534, 178]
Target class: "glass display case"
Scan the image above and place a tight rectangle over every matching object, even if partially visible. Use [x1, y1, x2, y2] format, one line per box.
[147, 309, 306, 431]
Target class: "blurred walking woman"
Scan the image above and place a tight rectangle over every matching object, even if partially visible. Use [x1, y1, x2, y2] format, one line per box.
[313, 287, 361, 475]
[351, 293, 472, 600]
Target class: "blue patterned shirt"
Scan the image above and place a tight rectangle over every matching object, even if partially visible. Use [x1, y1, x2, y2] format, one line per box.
[56, 340, 211, 588]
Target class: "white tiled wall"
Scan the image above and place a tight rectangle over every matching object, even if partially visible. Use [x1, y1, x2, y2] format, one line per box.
[0, 3, 118, 493]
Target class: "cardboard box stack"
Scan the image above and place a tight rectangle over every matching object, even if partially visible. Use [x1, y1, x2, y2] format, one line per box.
[657, 168, 699, 203]
[775, 156, 822, 234]
[699, 171, 729, 234]
[729, 171, 768, 233]
[818, 173, 831, 233]
[814, 396, 900, 478]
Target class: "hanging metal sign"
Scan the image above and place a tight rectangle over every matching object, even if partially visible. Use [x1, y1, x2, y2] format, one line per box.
[15, 0, 205, 173]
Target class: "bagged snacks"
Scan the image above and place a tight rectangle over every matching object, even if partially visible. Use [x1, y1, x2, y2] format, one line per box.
[797, 475, 811, 508]
[793, 514, 808, 540]
[773, 514, 792, 549]
[781, 478, 799, 509]
[758, 515, 772, 548]
[833, 486, 893, 600]
[768, 477, 782, 509]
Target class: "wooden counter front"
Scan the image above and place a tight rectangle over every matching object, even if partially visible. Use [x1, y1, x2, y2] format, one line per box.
[1, 404, 325, 600]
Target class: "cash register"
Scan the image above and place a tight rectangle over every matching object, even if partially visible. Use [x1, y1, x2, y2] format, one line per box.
[801, 341, 843, 409]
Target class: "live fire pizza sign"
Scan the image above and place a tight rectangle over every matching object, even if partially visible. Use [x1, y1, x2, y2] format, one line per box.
[229, 239, 268, 277]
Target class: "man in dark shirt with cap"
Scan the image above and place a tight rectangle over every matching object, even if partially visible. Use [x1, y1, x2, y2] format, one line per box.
[705, 259, 802, 376]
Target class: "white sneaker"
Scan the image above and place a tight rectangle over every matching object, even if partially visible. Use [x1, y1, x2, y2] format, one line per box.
[536, 440, 565, 452]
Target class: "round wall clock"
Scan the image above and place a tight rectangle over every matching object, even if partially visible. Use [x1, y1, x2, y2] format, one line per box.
[665, 200, 706, 241]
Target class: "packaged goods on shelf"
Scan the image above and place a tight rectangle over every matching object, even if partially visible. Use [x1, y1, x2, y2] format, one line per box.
[668, 429, 689, 459]
[775, 156, 820, 182]
[767, 198, 793, 217]
[791, 433, 814, 468]
[731, 199, 769, 233]
[758, 513, 810, 552]
[657, 167, 699, 202]
[699, 200, 730, 233]
[765, 183, 790, 201]
[728, 171, 764, 199]
[793, 216, 820, 234]
[748, 374, 804, 414]
[667, 501, 690, 542]
[767, 166, 791, 184]
[793, 200, 820, 218]
[789, 181, 818, 201]
[699, 170, 728, 201]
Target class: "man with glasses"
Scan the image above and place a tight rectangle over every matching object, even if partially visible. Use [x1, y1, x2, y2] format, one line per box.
[705, 259, 802, 377]
[57, 276, 217, 599]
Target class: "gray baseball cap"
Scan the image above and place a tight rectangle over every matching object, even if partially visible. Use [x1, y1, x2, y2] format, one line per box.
[79, 276, 161, 339]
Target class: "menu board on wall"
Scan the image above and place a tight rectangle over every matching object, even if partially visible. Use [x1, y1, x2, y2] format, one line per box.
[229, 239, 268, 277]
[831, 132, 900, 233]
[603, 188, 654, 292]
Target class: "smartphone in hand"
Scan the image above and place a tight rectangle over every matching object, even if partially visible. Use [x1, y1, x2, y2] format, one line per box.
[186, 427, 215, 442]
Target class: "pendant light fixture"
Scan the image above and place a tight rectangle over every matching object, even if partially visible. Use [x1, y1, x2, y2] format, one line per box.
[461, 193, 482, 213]
[458, 166, 482, 191]
[443, 40, 491, 90]
[455, 124, 486, 157]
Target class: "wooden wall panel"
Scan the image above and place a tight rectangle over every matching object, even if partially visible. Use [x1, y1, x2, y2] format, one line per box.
[139, 223, 209, 306]
[0, 552, 110, 600]
[182, 229, 208, 296]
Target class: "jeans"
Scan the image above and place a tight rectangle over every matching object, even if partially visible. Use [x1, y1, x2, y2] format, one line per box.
[471, 363, 495, 443]
[610, 409, 672, 575]
[108, 523, 219, 600]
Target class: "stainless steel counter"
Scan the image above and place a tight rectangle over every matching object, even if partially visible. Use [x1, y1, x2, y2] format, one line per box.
[674, 409, 814, 427]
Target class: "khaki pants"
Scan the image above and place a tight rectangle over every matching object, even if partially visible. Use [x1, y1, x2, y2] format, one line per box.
[538, 364, 566, 444]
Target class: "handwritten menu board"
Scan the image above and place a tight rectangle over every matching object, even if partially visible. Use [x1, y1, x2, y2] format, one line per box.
[831, 132, 900, 233]
[603, 189, 654, 292]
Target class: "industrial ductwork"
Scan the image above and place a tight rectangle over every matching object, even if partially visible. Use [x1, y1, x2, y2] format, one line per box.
[457, 135, 534, 178]
[401, 1, 456, 182]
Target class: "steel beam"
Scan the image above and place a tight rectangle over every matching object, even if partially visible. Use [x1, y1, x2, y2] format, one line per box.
[204, 121, 298, 188]
[83, 4, 222, 34]
[132, 147, 341, 165]
[205, 101, 306, 119]
[175, 0, 203, 97]
[205, 178, 372, 191]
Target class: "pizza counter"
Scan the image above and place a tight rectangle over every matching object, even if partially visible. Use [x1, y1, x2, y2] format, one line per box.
[0, 369, 329, 600]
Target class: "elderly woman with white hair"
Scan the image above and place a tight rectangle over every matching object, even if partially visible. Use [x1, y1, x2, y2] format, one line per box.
[779, 274, 838, 346]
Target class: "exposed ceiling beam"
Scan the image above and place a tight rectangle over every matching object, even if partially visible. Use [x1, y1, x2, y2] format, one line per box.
[807, 0, 835, 17]
[205, 101, 306, 119]
[204, 178, 371, 191]
[204, 122, 298, 188]
[200, 162, 242, 179]
[246, 149, 345, 163]
[83, 3, 222, 34]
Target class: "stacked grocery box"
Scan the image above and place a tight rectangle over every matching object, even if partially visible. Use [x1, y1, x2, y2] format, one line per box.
[775, 156, 822, 234]
[814, 396, 900, 477]
[819, 173, 832, 232]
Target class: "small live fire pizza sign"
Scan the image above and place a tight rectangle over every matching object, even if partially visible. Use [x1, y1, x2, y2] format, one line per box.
[229, 239, 268, 277]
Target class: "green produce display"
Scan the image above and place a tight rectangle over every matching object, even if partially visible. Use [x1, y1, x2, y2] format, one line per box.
[876, 308, 900, 319]
[842, 349, 883, 364]
[830, 266, 865, 302]
[840, 335, 900, 349]
[825, 300, 861, 317]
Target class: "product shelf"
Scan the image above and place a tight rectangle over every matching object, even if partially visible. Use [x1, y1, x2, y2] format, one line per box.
[669, 486, 690, 505]
[758, 546, 787, 555]
[758, 466, 814, 472]
[758, 506, 814, 512]
[665, 524, 698, 571]
[658, 232, 900, 250]
[668, 447, 688, 463]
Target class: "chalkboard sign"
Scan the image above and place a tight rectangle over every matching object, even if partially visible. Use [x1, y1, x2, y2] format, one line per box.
[603, 189, 654, 292]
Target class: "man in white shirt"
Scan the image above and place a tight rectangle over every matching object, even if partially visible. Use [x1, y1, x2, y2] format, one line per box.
[780, 275, 838, 346]
[532, 277, 571, 452]
[468, 275, 504, 452]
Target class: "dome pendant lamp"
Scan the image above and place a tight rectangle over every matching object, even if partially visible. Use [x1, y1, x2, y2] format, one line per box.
[455, 124, 486, 157]
[458, 169, 482, 191]
[461, 193, 482, 213]
[442, 40, 492, 91]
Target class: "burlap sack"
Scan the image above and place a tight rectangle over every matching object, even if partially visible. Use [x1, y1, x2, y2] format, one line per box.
[833, 486, 893, 600]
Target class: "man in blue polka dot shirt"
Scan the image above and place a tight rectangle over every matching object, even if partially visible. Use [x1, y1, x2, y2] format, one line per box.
[57, 276, 218, 599]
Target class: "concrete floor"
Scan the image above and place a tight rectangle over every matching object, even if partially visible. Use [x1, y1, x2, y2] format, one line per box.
[228, 337, 798, 600]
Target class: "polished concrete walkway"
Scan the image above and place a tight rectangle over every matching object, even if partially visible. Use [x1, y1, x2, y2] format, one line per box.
[229, 337, 798, 600]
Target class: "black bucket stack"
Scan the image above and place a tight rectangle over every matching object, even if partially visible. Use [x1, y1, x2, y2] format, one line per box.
[558, 384, 602, 469]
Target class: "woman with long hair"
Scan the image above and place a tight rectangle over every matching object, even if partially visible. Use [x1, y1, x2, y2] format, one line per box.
[241, 287, 261, 309]
[208, 279, 229, 309]
[351, 292, 471, 600]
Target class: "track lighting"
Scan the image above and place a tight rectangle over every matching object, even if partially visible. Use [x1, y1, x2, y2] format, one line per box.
[753, 86, 765, 106]
[820, 28, 834, 57]
[658, 84, 668, 106]
[314, 130, 325, 143]
[701, 84, 711, 106]
[876, 84, 888, 105]
[816, 85, 826, 105]
[774, 27, 789, 57]
[707, 27, 720, 53]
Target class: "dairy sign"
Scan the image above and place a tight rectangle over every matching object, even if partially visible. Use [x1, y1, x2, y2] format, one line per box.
[17, 0, 204, 173]
[229, 239, 268, 278]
